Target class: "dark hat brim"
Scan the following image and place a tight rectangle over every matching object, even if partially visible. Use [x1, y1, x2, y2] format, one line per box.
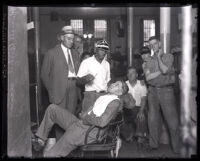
[97, 47, 109, 52]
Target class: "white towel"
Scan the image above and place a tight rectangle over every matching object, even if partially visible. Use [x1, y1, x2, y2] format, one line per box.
[88, 95, 119, 117]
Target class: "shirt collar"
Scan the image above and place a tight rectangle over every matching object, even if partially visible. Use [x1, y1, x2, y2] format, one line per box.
[61, 44, 69, 53]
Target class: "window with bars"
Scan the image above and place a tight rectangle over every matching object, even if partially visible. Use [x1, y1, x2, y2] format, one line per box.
[143, 19, 156, 46]
[70, 19, 83, 35]
[94, 20, 107, 39]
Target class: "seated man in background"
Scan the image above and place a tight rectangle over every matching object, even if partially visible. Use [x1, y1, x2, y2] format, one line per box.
[32, 80, 129, 157]
[122, 67, 148, 144]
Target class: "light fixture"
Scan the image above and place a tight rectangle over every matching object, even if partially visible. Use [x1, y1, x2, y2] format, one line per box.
[83, 33, 93, 39]
[88, 33, 93, 39]
[83, 34, 88, 39]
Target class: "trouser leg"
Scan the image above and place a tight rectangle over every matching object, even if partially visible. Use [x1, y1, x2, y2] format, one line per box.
[55, 79, 78, 141]
[44, 123, 86, 157]
[147, 87, 160, 148]
[36, 104, 79, 141]
[158, 87, 181, 153]
[44, 131, 77, 157]
[66, 79, 78, 114]
[134, 107, 148, 136]
[55, 93, 67, 141]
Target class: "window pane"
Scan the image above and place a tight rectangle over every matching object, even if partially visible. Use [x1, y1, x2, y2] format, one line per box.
[143, 19, 155, 46]
[70, 19, 83, 35]
[94, 20, 107, 39]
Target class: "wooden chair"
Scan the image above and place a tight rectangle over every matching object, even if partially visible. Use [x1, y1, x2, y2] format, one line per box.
[79, 112, 124, 158]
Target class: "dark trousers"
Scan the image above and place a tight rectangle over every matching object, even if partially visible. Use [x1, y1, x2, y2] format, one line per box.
[55, 79, 78, 141]
[147, 86, 181, 153]
[122, 107, 148, 139]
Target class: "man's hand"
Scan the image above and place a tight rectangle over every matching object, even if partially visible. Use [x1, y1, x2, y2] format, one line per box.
[137, 110, 145, 122]
[157, 48, 163, 59]
[83, 74, 95, 83]
[77, 74, 95, 85]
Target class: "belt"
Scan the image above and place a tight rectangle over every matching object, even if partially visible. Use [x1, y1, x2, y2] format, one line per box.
[148, 83, 174, 88]
[68, 77, 77, 80]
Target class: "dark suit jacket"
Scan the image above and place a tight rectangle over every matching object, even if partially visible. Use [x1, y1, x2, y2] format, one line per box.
[79, 97, 123, 143]
[41, 44, 80, 104]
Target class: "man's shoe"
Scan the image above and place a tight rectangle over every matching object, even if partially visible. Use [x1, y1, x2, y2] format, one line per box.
[32, 137, 45, 152]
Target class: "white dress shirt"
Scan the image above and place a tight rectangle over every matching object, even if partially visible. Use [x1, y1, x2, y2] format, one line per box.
[61, 44, 76, 77]
[126, 80, 147, 106]
[88, 94, 119, 117]
[77, 55, 111, 92]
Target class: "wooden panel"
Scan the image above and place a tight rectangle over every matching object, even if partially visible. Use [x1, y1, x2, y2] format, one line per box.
[7, 7, 32, 157]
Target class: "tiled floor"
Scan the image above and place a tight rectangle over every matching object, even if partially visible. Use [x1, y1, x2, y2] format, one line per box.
[32, 139, 182, 158]
[118, 140, 181, 158]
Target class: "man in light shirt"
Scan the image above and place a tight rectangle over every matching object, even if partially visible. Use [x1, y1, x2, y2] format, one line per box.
[124, 66, 148, 143]
[77, 40, 111, 112]
[32, 80, 128, 157]
[41, 26, 80, 140]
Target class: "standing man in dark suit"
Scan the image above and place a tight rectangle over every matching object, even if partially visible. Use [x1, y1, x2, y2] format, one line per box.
[41, 26, 80, 140]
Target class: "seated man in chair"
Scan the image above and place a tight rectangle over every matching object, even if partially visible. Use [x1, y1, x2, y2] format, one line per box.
[32, 80, 129, 157]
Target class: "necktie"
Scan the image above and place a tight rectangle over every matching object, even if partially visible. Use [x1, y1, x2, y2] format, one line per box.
[67, 49, 75, 73]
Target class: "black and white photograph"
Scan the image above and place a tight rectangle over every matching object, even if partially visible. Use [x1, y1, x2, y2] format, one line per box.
[2, 2, 198, 159]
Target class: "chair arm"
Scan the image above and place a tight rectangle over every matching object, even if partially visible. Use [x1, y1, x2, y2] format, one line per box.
[84, 112, 124, 145]
[84, 125, 98, 145]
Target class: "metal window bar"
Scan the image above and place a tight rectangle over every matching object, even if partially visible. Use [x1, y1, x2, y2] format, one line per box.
[94, 20, 107, 39]
[143, 19, 155, 46]
[70, 19, 83, 35]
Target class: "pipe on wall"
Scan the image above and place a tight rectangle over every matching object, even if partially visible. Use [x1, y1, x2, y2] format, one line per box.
[127, 7, 134, 66]
[33, 7, 41, 127]
[160, 7, 171, 54]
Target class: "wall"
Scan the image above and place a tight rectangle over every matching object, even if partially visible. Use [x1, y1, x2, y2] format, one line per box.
[7, 7, 32, 157]
[39, 7, 161, 56]
[39, 14, 65, 55]
[170, 7, 182, 49]
[39, 7, 182, 55]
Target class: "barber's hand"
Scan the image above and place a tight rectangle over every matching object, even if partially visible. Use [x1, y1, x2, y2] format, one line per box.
[137, 110, 145, 122]
[83, 74, 95, 83]
[77, 74, 95, 85]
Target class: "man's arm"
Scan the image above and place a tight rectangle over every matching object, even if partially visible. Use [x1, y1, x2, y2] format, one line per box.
[144, 68, 161, 81]
[157, 50, 174, 74]
[82, 100, 121, 128]
[142, 62, 161, 81]
[106, 63, 111, 84]
[122, 93, 136, 109]
[139, 96, 147, 112]
[76, 60, 95, 85]
[137, 83, 147, 121]
[41, 52, 52, 91]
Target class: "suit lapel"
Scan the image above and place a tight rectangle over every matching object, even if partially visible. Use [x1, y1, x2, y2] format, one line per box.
[71, 49, 79, 74]
[56, 45, 68, 69]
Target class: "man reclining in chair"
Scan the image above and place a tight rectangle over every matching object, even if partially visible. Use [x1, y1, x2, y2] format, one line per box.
[32, 80, 132, 157]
